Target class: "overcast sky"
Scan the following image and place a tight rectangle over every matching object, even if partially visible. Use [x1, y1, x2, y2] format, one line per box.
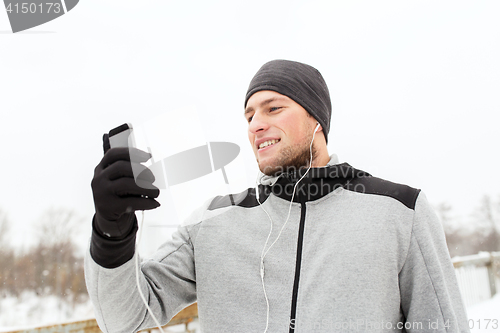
[1, 0, 499, 255]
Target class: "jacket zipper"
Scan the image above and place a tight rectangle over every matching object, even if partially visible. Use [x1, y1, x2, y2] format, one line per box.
[289, 199, 307, 333]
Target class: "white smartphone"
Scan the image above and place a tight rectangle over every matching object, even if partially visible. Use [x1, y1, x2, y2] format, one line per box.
[104, 123, 164, 189]
[108, 123, 136, 149]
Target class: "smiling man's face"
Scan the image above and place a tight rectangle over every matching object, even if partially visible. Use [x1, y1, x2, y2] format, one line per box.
[245, 90, 320, 177]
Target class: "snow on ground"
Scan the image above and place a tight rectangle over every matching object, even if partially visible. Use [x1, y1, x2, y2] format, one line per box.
[0, 291, 199, 333]
[0, 292, 94, 332]
[467, 293, 500, 333]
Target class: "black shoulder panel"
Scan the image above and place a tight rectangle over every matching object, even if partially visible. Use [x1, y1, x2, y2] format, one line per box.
[347, 176, 421, 210]
[207, 186, 271, 211]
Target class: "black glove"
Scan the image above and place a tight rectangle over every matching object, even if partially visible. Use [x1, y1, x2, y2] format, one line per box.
[91, 147, 160, 239]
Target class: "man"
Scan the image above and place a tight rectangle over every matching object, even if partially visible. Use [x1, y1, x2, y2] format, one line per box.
[85, 60, 470, 332]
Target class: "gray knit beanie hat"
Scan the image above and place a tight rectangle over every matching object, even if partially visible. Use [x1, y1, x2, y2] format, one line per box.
[245, 59, 332, 142]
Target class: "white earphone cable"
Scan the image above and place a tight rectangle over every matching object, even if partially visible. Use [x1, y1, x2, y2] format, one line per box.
[257, 124, 319, 333]
[135, 210, 166, 333]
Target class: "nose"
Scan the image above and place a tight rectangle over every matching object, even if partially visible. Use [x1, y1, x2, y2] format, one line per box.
[248, 111, 269, 134]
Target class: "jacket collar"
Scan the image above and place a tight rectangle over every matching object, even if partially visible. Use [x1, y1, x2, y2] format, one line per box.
[257, 154, 341, 186]
[257, 154, 371, 202]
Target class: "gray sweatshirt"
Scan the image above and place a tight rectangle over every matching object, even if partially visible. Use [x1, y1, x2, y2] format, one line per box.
[85, 158, 470, 332]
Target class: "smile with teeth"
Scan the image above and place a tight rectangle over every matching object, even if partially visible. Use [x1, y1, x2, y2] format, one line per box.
[258, 139, 280, 150]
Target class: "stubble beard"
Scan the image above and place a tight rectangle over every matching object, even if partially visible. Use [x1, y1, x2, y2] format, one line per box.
[258, 133, 318, 177]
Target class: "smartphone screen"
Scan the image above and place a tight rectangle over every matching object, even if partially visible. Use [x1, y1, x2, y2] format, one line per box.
[108, 123, 135, 149]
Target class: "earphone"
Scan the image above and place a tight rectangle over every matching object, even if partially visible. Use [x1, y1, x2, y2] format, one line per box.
[256, 121, 320, 333]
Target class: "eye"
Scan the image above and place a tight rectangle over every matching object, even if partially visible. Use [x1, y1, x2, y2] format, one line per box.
[247, 115, 253, 123]
[270, 107, 281, 112]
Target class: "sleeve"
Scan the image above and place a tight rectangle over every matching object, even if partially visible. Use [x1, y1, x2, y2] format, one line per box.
[399, 192, 470, 332]
[84, 223, 197, 333]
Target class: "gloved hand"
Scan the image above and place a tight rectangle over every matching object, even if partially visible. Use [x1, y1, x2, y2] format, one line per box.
[91, 147, 160, 239]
